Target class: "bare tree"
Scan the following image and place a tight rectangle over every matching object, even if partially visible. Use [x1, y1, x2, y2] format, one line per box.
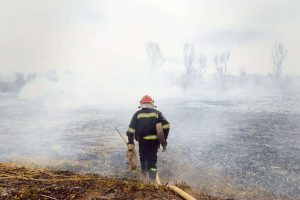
[272, 42, 287, 80]
[183, 43, 196, 73]
[214, 51, 230, 81]
[196, 53, 207, 81]
[221, 51, 230, 76]
[146, 41, 165, 70]
[214, 54, 223, 80]
[181, 43, 197, 89]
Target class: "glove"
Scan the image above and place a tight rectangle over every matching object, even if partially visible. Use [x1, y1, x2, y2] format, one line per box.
[161, 141, 167, 152]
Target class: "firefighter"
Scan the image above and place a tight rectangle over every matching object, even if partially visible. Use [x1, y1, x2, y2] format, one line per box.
[126, 95, 170, 182]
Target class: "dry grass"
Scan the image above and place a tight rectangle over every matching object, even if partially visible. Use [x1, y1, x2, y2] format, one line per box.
[3, 158, 290, 200]
[0, 162, 224, 200]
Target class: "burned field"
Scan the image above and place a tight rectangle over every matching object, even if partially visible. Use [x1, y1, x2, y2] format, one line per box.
[0, 162, 222, 200]
[1, 97, 300, 199]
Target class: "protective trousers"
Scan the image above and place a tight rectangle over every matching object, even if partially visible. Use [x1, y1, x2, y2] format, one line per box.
[138, 139, 160, 180]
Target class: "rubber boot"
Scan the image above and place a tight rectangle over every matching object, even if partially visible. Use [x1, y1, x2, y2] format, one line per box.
[141, 170, 148, 184]
[148, 168, 157, 184]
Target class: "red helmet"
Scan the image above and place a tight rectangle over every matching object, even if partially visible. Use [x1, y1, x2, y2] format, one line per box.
[140, 95, 154, 104]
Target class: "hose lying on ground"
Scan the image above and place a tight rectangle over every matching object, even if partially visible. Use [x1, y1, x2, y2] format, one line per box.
[156, 174, 197, 200]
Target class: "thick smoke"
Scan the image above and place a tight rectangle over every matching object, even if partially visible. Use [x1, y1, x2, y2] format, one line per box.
[1, 65, 300, 199]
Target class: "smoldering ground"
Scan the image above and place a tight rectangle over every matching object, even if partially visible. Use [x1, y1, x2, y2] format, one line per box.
[0, 73, 300, 199]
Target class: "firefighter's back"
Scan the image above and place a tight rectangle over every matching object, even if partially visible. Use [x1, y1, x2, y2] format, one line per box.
[135, 108, 159, 141]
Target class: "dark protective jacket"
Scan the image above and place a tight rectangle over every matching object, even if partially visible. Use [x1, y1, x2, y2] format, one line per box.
[126, 108, 170, 144]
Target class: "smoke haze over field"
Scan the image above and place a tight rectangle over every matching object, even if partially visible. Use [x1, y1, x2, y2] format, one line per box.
[1, 0, 300, 77]
[1, 1, 300, 199]
[1, 0, 300, 113]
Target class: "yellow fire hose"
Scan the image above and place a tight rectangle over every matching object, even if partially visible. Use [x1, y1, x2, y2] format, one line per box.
[155, 125, 197, 199]
[156, 174, 197, 200]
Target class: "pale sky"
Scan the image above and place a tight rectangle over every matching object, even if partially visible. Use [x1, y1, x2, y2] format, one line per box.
[0, 0, 300, 76]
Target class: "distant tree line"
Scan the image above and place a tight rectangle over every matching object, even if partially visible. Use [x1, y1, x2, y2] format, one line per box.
[146, 41, 288, 91]
[0, 70, 59, 93]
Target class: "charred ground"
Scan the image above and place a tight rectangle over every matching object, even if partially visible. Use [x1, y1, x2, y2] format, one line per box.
[0, 162, 223, 200]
